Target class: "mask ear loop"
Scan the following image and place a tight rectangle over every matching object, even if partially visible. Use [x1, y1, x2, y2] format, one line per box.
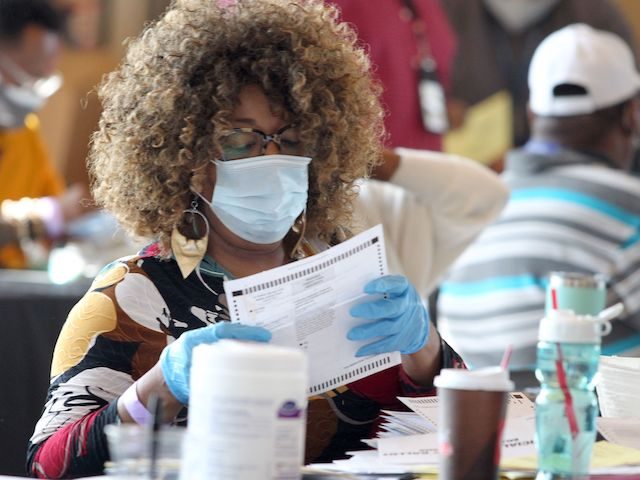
[189, 209, 220, 297]
[195, 258, 219, 297]
[289, 208, 307, 259]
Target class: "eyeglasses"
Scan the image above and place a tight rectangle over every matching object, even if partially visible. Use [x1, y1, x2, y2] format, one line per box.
[219, 124, 305, 161]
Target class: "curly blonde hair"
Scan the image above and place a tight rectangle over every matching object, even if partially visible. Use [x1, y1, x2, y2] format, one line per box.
[88, 0, 384, 253]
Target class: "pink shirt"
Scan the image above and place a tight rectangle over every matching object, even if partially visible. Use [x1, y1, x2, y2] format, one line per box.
[330, 0, 456, 150]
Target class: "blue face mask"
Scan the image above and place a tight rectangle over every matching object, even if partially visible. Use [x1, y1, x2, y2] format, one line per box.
[206, 154, 311, 244]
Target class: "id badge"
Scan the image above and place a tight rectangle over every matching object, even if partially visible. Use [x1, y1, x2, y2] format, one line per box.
[418, 59, 449, 134]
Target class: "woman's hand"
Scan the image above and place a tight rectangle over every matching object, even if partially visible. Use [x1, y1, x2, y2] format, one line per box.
[160, 323, 272, 404]
[347, 275, 429, 357]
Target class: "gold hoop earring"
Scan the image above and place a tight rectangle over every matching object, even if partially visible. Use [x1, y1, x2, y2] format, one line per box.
[171, 199, 209, 279]
[289, 209, 307, 260]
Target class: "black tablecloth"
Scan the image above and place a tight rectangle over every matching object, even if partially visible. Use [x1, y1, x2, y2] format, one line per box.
[0, 270, 91, 476]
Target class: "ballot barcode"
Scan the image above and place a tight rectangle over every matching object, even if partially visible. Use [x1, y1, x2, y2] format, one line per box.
[308, 354, 393, 394]
[231, 235, 383, 298]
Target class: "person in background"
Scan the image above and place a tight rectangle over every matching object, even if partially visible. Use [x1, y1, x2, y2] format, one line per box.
[442, 0, 636, 150]
[329, 0, 510, 310]
[438, 24, 640, 388]
[27, 1, 464, 477]
[355, 148, 509, 301]
[328, 0, 457, 150]
[0, 0, 85, 269]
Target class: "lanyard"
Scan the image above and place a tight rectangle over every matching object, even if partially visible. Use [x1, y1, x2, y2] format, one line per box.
[401, 0, 436, 70]
[400, 0, 448, 133]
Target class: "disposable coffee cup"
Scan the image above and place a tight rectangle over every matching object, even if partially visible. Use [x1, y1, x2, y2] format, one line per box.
[434, 367, 514, 480]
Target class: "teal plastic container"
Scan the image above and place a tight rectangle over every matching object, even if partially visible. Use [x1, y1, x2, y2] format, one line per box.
[535, 342, 599, 479]
[535, 310, 611, 480]
[545, 272, 606, 316]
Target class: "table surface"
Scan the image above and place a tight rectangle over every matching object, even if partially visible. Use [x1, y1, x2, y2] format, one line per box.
[0, 270, 92, 476]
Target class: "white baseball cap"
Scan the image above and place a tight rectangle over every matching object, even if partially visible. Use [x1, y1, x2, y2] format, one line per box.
[528, 23, 640, 116]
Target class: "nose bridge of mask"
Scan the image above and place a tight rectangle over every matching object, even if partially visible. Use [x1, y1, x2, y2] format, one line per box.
[213, 155, 311, 197]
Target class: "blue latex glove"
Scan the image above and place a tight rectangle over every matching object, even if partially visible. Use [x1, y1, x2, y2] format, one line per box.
[347, 275, 429, 357]
[160, 322, 271, 404]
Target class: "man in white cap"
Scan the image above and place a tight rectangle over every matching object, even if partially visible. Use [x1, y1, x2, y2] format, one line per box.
[437, 23, 640, 387]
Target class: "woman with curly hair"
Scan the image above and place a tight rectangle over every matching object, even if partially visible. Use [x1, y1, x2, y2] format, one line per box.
[27, 0, 464, 477]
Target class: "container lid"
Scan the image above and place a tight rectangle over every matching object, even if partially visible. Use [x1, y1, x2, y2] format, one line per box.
[433, 366, 514, 392]
[548, 271, 607, 289]
[538, 309, 612, 343]
[192, 340, 308, 375]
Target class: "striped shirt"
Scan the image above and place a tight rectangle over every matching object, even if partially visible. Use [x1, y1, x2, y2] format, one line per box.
[437, 145, 640, 372]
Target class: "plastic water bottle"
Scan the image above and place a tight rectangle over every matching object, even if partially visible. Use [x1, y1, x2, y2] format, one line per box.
[535, 310, 611, 480]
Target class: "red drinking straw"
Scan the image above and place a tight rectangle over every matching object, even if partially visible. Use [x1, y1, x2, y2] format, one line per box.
[550, 287, 579, 439]
[500, 345, 513, 370]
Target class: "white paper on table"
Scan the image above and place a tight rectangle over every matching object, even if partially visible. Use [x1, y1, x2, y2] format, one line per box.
[376, 415, 536, 465]
[223, 224, 400, 395]
[499, 415, 536, 458]
[312, 450, 418, 475]
[377, 432, 439, 464]
[379, 410, 437, 435]
[396, 391, 535, 430]
[597, 417, 640, 450]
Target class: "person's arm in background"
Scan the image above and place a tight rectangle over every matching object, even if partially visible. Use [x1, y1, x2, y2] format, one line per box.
[358, 148, 509, 296]
[1, 184, 86, 247]
[349, 148, 506, 388]
[22, 119, 89, 239]
[0, 118, 89, 263]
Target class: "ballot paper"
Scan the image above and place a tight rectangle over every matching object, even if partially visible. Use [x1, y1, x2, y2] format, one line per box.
[223, 224, 400, 395]
[395, 391, 536, 433]
[374, 393, 536, 464]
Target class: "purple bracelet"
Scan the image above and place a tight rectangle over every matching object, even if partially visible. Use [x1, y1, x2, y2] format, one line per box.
[121, 383, 152, 425]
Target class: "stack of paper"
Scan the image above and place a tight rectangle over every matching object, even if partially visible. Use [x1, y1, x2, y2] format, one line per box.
[597, 355, 640, 418]
[311, 392, 537, 476]
[312, 392, 640, 478]
[597, 417, 640, 450]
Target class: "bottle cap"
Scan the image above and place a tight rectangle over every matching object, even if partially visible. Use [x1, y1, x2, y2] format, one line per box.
[539, 309, 612, 344]
[434, 366, 514, 392]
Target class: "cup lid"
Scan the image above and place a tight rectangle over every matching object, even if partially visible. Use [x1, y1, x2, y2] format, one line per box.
[433, 367, 514, 392]
[539, 309, 612, 343]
